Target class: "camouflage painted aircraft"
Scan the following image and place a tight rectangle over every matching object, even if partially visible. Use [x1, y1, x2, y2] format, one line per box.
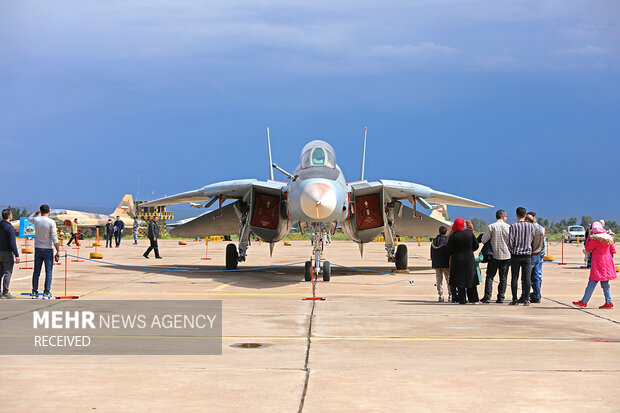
[142, 128, 493, 281]
[12, 194, 135, 234]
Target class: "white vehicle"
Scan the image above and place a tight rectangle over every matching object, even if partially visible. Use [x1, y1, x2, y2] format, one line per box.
[564, 225, 586, 243]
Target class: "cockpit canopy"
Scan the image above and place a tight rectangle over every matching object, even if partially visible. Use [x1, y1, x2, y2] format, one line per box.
[300, 140, 336, 169]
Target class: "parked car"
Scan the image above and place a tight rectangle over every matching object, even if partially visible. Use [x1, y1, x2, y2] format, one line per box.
[563, 225, 586, 243]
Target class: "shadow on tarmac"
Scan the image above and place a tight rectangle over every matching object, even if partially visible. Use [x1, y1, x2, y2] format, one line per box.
[98, 263, 433, 290]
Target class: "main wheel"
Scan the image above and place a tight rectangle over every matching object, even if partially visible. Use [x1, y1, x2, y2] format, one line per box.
[322, 261, 331, 282]
[225, 243, 238, 270]
[304, 261, 312, 281]
[395, 244, 408, 270]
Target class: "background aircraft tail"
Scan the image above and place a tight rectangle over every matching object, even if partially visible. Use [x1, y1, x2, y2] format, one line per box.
[430, 204, 450, 223]
[112, 194, 135, 219]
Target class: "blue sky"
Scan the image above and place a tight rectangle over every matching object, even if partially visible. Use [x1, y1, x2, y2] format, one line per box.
[1, 0, 619, 223]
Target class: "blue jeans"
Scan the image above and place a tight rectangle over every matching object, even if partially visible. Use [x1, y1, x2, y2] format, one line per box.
[529, 254, 543, 300]
[581, 280, 612, 304]
[32, 248, 54, 293]
[133, 233, 138, 243]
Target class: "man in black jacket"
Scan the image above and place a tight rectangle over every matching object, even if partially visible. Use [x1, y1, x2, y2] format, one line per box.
[113, 216, 124, 248]
[105, 219, 114, 248]
[431, 226, 450, 302]
[0, 209, 20, 299]
[143, 216, 162, 259]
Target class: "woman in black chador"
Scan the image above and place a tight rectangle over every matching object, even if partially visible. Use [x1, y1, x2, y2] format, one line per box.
[446, 218, 480, 304]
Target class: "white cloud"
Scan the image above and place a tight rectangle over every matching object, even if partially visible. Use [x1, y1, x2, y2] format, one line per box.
[370, 42, 460, 59]
[558, 45, 612, 56]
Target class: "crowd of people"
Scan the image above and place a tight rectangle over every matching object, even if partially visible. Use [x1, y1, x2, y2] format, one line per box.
[0, 205, 163, 299]
[431, 207, 616, 308]
[0, 204, 615, 303]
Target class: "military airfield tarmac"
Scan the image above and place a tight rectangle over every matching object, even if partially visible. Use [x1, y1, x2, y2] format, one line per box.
[1, 239, 619, 412]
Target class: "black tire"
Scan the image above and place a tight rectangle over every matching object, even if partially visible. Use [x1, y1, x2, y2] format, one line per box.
[322, 261, 331, 282]
[304, 261, 312, 282]
[395, 244, 408, 270]
[225, 243, 238, 270]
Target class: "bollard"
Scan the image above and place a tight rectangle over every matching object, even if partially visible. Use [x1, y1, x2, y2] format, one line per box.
[558, 238, 567, 265]
[417, 237, 421, 246]
[71, 244, 84, 262]
[543, 237, 555, 261]
[90, 235, 104, 259]
[56, 253, 79, 299]
[203, 238, 211, 259]
[93, 228, 102, 247]
[20, 239, 34, 270]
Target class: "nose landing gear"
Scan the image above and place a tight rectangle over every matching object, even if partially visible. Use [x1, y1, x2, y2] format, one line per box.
[304, 223, 331, 282]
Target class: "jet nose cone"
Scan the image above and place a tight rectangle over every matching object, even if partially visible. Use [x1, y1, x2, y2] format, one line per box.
[300, 182, 337, 220]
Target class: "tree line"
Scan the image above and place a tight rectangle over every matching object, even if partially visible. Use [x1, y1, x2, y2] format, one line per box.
[470, 215, 619, 235]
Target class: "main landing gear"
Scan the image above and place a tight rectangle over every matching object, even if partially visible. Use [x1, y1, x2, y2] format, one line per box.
[226, 243, 238, 270]
[304, 223, 331, 282]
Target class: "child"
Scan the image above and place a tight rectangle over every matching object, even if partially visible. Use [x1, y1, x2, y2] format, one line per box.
[573, 222, 616, 309]
[431, 226, 450, 302]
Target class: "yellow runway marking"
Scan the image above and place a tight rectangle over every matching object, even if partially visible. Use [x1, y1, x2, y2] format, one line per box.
[205, 282, 236, 292]
[0, 334, 616, 343]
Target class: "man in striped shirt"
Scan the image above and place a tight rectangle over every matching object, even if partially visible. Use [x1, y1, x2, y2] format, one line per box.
[508, 207, 535, 306]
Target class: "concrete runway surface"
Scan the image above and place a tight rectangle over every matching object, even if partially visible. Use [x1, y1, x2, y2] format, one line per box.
[1, 239, 618, 412]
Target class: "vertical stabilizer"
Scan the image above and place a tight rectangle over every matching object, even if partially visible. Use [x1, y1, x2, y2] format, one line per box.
[267, 127, 274, 180]
[112, 194, 135, 219]
[360, 127, 367, 180]
[430, 204, 450, 223]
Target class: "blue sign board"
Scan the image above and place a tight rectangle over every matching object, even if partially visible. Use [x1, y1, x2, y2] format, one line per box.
[19, 217, 35, 238]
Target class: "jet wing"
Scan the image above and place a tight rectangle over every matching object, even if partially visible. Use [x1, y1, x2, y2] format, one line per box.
[140, 179, 287, 207]
[393, 203, 451, 238]
[350, 180, 493, 209]
[169, 203, 240, 238]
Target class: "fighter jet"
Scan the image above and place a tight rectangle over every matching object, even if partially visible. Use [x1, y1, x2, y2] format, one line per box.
[142, 129, 492, 281]
[12, 194, 136, 234]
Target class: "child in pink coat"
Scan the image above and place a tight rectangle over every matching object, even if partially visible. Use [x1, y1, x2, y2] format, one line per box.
[573, 222, 616, 309]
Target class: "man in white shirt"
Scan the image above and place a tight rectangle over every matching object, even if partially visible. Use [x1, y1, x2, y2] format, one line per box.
[28, 205, 61, 299]
[480, 209, 511, 303]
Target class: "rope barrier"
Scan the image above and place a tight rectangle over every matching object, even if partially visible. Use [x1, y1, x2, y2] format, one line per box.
[64, 253, 307, 273]
[62, 253, 409, 276]
[327, 262, 401, 275]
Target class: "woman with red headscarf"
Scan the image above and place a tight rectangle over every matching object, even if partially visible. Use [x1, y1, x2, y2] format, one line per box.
[446, 218, 480, 304]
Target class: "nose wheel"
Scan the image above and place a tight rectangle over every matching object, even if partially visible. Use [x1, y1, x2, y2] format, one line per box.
[304, 261, 312, 281]
[304, 260, 331, 282]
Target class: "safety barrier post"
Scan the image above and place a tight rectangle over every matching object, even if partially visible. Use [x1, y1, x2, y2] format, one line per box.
[201, 238, 211, 260]
[417, 237, 421, 246]
[72, 244, 84, 263]
[20, 238, 33, 270]
[93, 228, 102, 247]
[559, 238, 567, 265]
[303, 257, 325, 301]
[56, 253, 79, 299]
